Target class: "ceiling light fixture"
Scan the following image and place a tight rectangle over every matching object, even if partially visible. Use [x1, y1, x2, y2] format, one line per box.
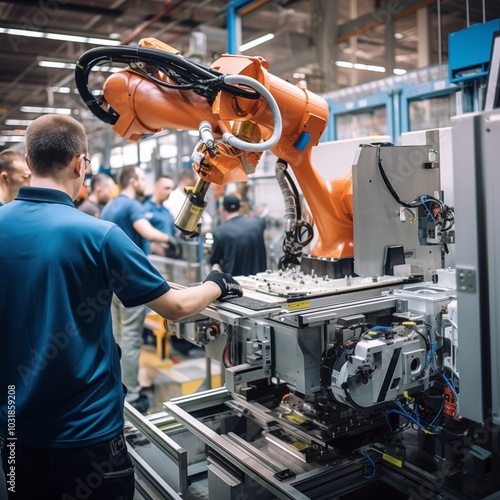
[1, 130, 26, 135]
[39, 61, 75, 70]
[50, 86, 71, 93]
[239, 33, 275, 52]
[38, 61, 122, 73]
[335, 61, 354, 69]
[354, 63, 385, 73]
[1, 136, 25, 143]
[336, 60, 406, 75]
[5, 119, 33, 126]
[20, 106, 72, 115]
[335, 61, 386, 73]
[0, 27, 120, 46]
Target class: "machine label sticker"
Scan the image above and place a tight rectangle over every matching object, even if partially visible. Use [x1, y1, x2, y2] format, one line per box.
[287, 300, 310, 311]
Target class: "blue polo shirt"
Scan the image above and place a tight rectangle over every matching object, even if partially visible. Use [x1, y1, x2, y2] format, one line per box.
[0, 187, 169, 448]
[100, 194, 147, 250]
[142, 198, 175, 254]
[143, 198, 175, 236]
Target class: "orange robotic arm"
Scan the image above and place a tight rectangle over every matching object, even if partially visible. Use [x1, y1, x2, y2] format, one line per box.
[75, 38, 353, 259]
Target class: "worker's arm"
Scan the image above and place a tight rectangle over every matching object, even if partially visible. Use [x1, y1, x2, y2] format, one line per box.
[146, 270, 243, 321]
[133, 218, 173, 244]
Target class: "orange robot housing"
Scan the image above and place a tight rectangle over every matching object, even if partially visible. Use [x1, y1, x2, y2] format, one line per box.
[101, 38, 353, 259]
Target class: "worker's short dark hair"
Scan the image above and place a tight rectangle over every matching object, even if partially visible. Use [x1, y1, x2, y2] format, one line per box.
[118, 165, 139, 189]
[90, 173, 113, 191]
[25, 114, 87, 176]
[0, 149, 25, 174]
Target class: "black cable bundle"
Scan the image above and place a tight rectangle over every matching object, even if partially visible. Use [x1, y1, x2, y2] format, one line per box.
[74, 45, 260, 124]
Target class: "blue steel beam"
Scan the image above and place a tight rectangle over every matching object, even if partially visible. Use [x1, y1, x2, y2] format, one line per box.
[226, 0, 269, 54]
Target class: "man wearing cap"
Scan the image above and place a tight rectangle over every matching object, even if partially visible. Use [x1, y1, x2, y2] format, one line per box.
[209, 194, 267, 276]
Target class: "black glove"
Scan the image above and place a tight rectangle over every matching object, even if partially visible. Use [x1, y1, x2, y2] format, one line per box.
[165, 235, 182, 259]
[203, 270, 243, 300]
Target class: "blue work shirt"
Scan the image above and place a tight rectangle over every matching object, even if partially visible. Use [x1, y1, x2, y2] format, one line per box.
[142, 198, 175, 254]
[101, 194, 147, 250]
[0, 187, 169, 448]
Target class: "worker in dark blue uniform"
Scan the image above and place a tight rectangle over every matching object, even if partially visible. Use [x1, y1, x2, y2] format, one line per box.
[210, 194, 267, 276]
[0, 114, 242, 500]
[142, 175, 177, 256]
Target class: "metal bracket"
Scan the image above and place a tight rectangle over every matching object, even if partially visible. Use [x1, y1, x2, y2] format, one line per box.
[456, 267, 477, 293]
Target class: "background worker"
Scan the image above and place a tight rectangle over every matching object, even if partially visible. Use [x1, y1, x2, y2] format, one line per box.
[0, 114, 242, 499]
[143, 175, 177, 256]
[163, 169, 196, 217]
[78, 172, 115, 217]
[101, 165, 181, 412]
[143, 174, 194, 354]
[165, 168, 213, 234]
[210, 194, 267, 276]
[0, 149, 31, 206]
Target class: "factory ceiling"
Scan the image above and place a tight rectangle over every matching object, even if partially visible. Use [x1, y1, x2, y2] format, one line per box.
[0, 0, 498, 149]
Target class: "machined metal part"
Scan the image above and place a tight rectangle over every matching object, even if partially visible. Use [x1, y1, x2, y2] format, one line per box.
[166, 390, 346, 500]
[353, 143, 443, 280]
[124, 403, 189, 496]
[127, 445, 183, 500]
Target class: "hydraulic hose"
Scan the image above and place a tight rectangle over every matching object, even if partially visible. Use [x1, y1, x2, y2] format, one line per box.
[221, 74, 282, 152]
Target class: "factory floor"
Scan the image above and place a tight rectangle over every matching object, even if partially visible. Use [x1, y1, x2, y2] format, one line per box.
[137, 338, 222, 413]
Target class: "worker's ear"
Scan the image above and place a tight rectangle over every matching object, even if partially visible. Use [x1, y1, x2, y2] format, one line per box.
[74, 154, 85, 178]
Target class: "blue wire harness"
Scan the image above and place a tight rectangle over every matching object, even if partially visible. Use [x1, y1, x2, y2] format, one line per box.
[386, 373, 458, 435]
[364, 450, 377, 479]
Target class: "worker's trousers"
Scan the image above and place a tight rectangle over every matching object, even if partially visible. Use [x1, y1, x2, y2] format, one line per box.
[0, 433, 135, 499]
[111, 294, 146, 402]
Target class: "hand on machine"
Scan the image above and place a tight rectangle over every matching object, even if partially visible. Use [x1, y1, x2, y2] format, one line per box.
[203, 270, 243, 300]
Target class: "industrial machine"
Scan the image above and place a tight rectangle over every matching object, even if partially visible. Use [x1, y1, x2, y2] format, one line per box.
[75, 39, 500, 499]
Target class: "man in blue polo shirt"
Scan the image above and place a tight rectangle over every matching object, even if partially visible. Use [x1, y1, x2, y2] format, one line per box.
[0, 114, 242, 500]
[142, 175, 177, 256]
